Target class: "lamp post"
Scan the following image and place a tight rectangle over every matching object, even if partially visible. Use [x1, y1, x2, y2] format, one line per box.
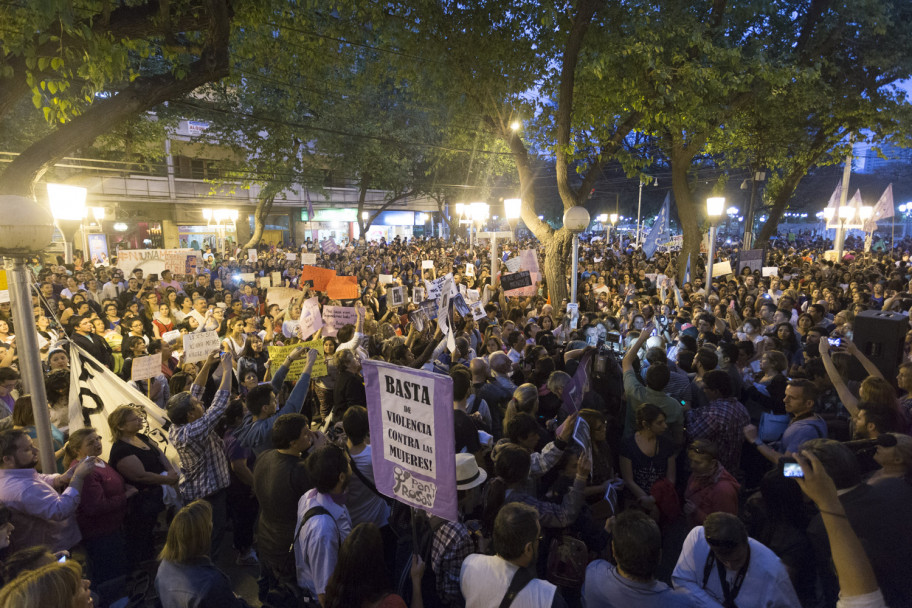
[47, 183, 87, 264]
[705, 197, 725, 292]
[0, 195, 57, 472]
[563, 206, 590, 306]
[504, 198, 521, 241]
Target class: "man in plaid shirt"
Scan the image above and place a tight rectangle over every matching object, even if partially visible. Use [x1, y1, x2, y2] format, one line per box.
[167, 349, 233, 556]
[684, 369, 750, 473]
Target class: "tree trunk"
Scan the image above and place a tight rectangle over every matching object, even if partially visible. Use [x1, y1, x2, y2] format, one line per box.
[242, 193, 275, 250]
[671, 144, 703, 281]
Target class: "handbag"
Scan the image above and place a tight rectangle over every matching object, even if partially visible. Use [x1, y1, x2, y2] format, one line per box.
[545, 534, 588, 587]
[758, 412, 790, 442]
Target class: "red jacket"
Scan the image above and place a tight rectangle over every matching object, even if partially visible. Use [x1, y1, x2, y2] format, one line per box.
[684, 465, 740, 526]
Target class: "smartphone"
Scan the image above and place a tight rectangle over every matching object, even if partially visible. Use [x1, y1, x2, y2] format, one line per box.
[827, 337, 843, 348]
[780, 457, 804, 478]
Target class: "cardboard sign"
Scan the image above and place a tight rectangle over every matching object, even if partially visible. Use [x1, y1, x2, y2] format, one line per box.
[248, 249, 258, 262]
[379, 274, 394, 286]
[182, 331, 221, 364]
[268, 340, 327, 381]
[389, 286, 406, 308]
[322, 305, 357, 337]
[762, 266, 779, 277]
[504, 257, 521, 273]
[302, 253, 317, 265]
[266, 287, 300, 311]
[712, 261, 733, 277]
[301, 265, 337, 292]
[298, 297, 324, 340]
[501, 271, 533, 292]
[130, 354, 161, 382]
[422, 260, 434, 269]
[161, 329, 182, 345]
[326, 275, 359, 300]
[413, 287, 426, 303]
[364, 360, 457, 521]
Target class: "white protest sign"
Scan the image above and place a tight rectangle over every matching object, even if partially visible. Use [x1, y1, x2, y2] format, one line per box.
[161, 329, 182, 345]
[248, 249, 258, 262]
[762, 266, 779, 277]
[182, 331, 221, 364]
[422, 260, 434, 269]
[302, 253, 317, 265]
[379, 274, 394, 285]
[712, 261, 733, 277]
[322, 305, 357, 337]
[470, 301, 486, 320]
[504, 257, 521, 273]
[258, 275, 272, 289]
[413, 286, 426, 303]
[298, 297, 324, 340]
[466, 289, 480, 303]
[389, 286, 406, 308]
[130, 354, 161, 382]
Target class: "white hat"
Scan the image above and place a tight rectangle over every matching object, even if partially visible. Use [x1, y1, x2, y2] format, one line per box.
[455, 453, 487, 491]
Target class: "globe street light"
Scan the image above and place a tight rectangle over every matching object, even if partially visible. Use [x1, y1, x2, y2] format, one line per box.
[47, 183, 87, 264]
[0, 195, 58, 472]
[705, 197, 725, 290]
[563, 206, 590, 306]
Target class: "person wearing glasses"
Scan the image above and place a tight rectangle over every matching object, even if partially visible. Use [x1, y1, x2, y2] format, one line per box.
[672, 512, 800, 608]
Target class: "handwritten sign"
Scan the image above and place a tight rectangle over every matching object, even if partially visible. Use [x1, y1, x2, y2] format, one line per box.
[130, 354, 161, 382]
[501, 271, 533, 292]
[326, 275, 359, 300]
[268, 340, 327, 381]
[299, 297, 324, 340]
[266, 287, 300, 311]
[389, 286, 406, 308]
[182, 331, 221, 364]
[322, 305, 357, 337]
[364, 360, 457, 521]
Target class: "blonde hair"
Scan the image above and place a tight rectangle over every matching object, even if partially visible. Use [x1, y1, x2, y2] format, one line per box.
[159, 500, 213, 563]
[0, 560, 84, 607]
[62, 428, 96, 469]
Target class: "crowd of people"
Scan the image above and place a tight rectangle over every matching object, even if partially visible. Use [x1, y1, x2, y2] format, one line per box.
[0, 230, 908, 608]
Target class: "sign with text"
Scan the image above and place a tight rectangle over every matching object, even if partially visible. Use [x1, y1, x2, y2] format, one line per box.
[182, 331, 221, 364]
[298, 297, 324, 340]
[322, 305, 357, 337]
[501, 271, 533, 293]
[268, 340, 327, 381]
[364, 360, 457, 521]
[130, 354, 161, 382]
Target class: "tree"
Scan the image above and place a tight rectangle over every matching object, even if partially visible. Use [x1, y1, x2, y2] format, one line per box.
[0, 0, 235, 197]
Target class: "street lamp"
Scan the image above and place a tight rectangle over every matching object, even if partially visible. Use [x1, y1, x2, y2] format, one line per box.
[0, 195, 57, 472]
[705, 197, 725, 291]
[563, 206, 590, 306]
[504, 198, 521, 240]
[47, 183, 87, 264]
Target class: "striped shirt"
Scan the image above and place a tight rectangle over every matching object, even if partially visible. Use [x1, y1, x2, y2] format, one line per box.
[169, 385, 231, 501]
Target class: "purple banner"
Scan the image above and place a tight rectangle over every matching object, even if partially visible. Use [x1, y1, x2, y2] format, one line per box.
[364, 359, 458, 522]
[562, 350, 594, 413]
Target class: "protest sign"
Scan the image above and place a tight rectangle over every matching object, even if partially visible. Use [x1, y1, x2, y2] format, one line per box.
[519, 249, 540, 274]
[504, 257, 521, 273]
[562, 349, 594, 412]
[161, 329, 181, 345]
[389, 286, 406, 308]
[258, 275, 272, 289]
[266, 287, 300, 311]
[379, 274, 394, 285]
[130, 354, 161, 382]
[501, 271, 533, 292]
[422, 260, 434, 269]
[712, 261, 733, 277]
[271, 271, 282, 287]
[248, 249, 258, 262]
[322, 305, 357, 337]
[470, 301, 486, 320]
[285, 253, 297, 261]
[268, 340, 327, 381]
[298, 297, 324, 339]
[412, 286, 426, 303]
[301, 265, 336, 292]
[182, 331, 221, 364]
[762, 266, 779, 277]
[302, 253, 317, 265]
[326, 275, 359, 300]
[364, 360, 457, 521]
[117, 248, 199, 276]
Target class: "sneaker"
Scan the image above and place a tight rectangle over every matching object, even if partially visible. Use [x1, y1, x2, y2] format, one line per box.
[236, 548, 259, 566]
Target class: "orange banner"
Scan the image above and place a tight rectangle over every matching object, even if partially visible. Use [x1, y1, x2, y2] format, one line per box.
[326, 275, 359, 300]
[301, 265, 336, 292]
